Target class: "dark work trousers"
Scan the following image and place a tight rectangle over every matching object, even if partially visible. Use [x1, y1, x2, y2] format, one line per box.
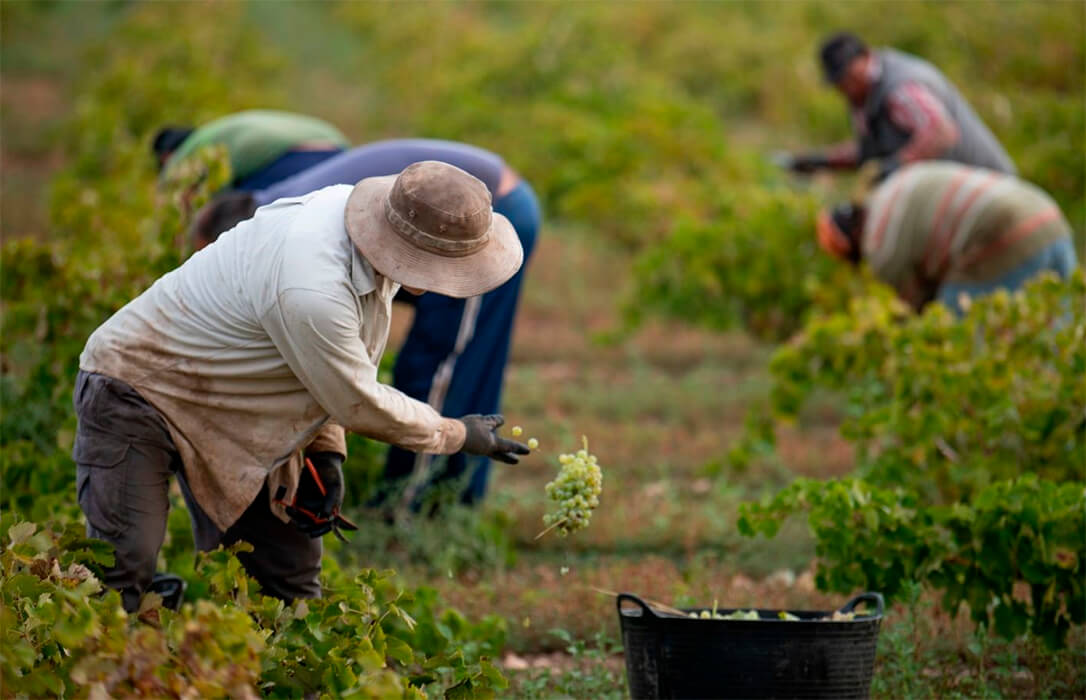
[381, 181, 541, 506]
[72, 371, 321, 612]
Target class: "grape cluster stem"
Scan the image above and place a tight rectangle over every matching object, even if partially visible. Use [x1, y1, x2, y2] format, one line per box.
[534, 517, 568, 540]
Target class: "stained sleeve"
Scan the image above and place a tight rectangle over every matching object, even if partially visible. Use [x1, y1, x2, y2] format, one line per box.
[261, 287, 466, 454]
[305, 421, 347, 457]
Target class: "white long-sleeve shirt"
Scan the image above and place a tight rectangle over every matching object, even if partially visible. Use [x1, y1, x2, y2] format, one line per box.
[80, 185, 466, 530]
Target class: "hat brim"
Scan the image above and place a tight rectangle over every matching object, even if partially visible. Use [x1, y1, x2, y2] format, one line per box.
[344, 175, 524, 299]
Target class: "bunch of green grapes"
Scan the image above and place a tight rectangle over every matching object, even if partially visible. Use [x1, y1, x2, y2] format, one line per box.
[542, 437, 603, 537]
[686, 609, 844, 621]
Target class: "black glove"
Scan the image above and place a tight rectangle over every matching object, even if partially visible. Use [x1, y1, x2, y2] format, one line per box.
[283, 452, 347, 538]
[459, 414, 530, 465]
[297, 452, 344, 519]
[788, 152, 831, 174]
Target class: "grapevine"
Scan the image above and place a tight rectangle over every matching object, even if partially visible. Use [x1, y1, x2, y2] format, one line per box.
[538, 437, 603, 538]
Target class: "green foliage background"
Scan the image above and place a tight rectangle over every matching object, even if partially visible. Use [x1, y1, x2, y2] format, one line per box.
[1, 0, 1084, 693]
[738, 273, 1085, 648]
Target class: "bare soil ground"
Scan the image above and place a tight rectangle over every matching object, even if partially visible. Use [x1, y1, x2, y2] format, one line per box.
[386, 231, 854, 651]
[383, 231, 1084, 698]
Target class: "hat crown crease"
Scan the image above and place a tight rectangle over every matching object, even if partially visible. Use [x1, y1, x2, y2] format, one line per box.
[384, 161, 492, 258]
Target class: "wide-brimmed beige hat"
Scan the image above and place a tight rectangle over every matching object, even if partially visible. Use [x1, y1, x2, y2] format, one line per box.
[344, 160, 523, 298]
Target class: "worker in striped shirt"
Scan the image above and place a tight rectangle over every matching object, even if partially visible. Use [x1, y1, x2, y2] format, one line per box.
[816, 162, 1077, 313]
[786, 32, 1016, 179]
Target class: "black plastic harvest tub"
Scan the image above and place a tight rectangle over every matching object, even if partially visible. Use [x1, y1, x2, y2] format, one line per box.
[617, 592, 884, 700]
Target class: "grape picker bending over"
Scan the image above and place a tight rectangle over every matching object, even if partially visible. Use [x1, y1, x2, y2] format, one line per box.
[73, 161, 529, 612]
[190, 139, 541, 508]
[816, 161, 1077, 313]
[152, 109, 349, 190]
[783, 32, 1016, 180]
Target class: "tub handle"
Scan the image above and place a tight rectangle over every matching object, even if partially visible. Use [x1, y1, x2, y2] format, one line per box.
[839, 592, 885, 618]
[617, 592, 660, 619]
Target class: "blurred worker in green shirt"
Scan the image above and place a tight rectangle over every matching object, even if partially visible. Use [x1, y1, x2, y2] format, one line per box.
[152, 109, 349, 190]
[817, 162, 1077, 313]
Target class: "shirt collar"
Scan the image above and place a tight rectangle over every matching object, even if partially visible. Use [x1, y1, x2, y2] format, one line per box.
[350, 244, 400, 301]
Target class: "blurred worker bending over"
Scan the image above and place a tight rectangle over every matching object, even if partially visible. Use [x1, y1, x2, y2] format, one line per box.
[785, 32, 1016, 180]
[817, 162, 1076, 313]
[152, 109, 348, 190]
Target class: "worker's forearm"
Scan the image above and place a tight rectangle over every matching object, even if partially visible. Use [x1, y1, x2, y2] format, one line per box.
[824, 141, 861, 169]
[898, 120, 960, 164]
[328, 375, 468, 455]
[359, 406, 467, 456]
[788, 142, 858, 174]
[322, 382, 467, 456]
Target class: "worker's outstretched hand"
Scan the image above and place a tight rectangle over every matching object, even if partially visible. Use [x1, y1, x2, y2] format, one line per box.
[788, 152, 831, 174]
[459, 414, 531, 464]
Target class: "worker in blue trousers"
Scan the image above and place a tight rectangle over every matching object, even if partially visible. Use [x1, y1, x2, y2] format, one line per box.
[189, 138, 541, 509]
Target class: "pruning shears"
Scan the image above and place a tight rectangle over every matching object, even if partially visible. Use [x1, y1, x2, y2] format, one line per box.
[274, 457, 359, 542]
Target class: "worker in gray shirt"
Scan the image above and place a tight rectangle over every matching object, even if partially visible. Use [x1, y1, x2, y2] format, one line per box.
[785, 32, 1016, 179]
